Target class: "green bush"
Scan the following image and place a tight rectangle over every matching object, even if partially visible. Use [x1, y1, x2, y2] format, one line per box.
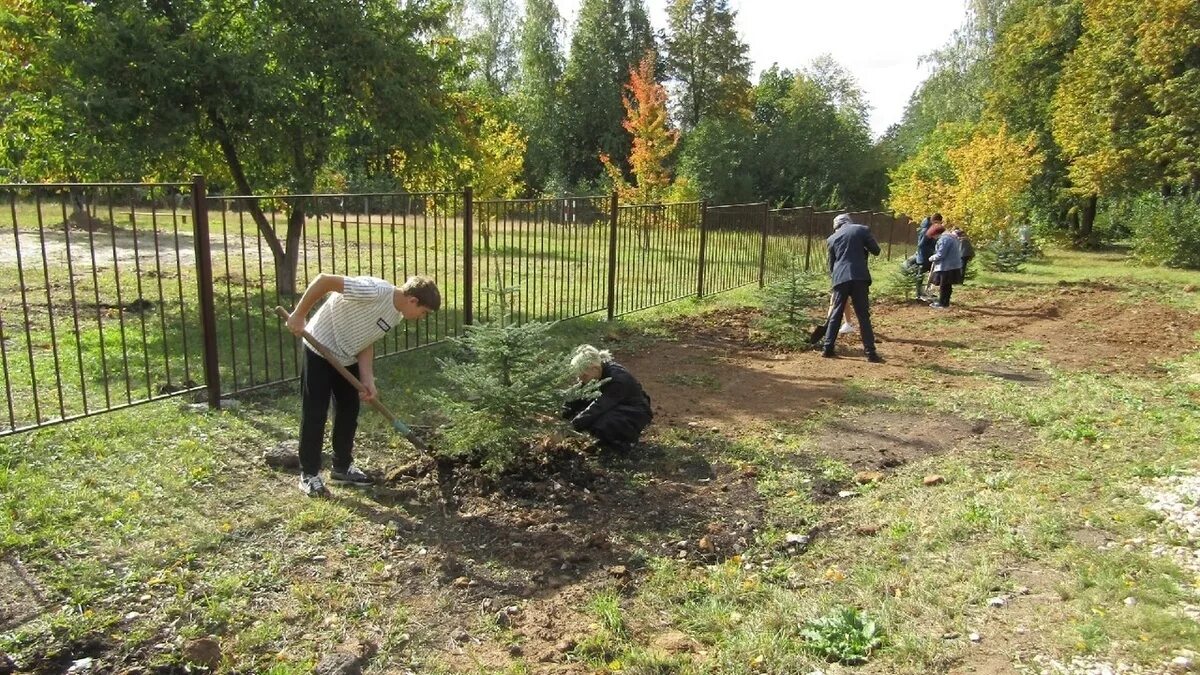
[425, 289, 597, 474]
[1126, 195, 1200, 269]
[800, 606, 884, 665]
[980, 229, 1032, 272]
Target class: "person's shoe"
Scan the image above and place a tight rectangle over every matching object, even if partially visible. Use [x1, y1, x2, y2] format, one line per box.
[929, 302, 947, 309]
[866, 353, 885, 363]
[839, 322, 856, 335]
[821, 347, 836, 358]
[298, 472, 330, 498]
[329, 464, 374, 487]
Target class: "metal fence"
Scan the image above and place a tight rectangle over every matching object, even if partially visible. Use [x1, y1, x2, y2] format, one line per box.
[0, 177, 915, 436]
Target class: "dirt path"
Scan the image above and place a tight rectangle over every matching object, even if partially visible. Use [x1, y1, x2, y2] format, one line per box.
[626, 282, 1200, 433]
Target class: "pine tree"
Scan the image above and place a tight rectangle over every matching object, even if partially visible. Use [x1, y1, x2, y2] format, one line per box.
[515, 0, 565, 192]
[758, 257, 822, 349]
[663, 0, 752, 129]
[428, 290, 597, 473]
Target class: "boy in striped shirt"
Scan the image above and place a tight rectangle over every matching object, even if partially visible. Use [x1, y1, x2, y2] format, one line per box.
[285, 274, 441, 497]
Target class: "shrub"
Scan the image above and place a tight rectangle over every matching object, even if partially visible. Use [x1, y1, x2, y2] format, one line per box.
[1126, 195, 1200, 269]
[800, 606, 884, 665]
[425, 289, 597, 474]
[882, 256, 924, 300]
[980, 229, 1032, 273]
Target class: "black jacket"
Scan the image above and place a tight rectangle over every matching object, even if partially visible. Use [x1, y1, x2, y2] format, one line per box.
[564, 361, 652, 431]
[827, 223, 881, 286]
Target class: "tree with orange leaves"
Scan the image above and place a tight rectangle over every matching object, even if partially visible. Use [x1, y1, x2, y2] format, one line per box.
[601, 51, 680, 205]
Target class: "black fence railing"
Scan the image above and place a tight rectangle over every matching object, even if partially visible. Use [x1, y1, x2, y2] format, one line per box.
[0, 178, 915, 436]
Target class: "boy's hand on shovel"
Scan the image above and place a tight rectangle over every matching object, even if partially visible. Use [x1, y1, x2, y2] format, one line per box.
[285, 311, 306, 337]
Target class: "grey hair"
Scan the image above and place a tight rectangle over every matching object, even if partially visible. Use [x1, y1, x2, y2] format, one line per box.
[570, 344, 612, 372]
[833, 213, 853, 230]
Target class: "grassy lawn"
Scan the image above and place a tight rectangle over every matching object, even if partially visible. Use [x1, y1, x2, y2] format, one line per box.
[4, 246, 1196, 673]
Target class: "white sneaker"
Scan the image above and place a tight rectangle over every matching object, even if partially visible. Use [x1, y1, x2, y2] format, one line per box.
[839, 322, 856, 334]
[299, 472, 329, 498]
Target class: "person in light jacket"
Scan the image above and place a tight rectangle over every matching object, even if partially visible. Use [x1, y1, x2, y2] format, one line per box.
[928, 228, 964, 309]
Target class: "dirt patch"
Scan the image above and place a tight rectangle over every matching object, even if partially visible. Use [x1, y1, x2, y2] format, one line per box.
[0, 556, 48, 632]
[347, 442, 766, 671]
[811, 410, 994, 472]
[880, 282, 1200, 374]
[620, 284, 1197, 434]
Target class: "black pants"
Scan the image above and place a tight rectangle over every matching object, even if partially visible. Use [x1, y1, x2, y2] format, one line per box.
[824, 280, 876, 354]
[298, 347, 361, 475]
[563, 400, 651, 448]
[590, 405, 651, 447]
[939, 282, 954, 307]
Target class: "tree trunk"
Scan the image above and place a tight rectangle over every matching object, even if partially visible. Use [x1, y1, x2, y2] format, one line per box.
[1077, 194, 1097, 247]
[206, 108, 300, 296]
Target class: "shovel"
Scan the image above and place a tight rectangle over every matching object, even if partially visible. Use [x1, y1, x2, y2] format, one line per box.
[274, 306, 430, 454]
[809, 292, 837, 346]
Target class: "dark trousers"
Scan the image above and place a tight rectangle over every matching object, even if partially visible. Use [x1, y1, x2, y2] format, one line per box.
[824, 280, 877, 354]
[298, 348, 361, 475]
[939, 282, 954, 307]
[563, 400, 650, 448]
[590, 405, 651, 446]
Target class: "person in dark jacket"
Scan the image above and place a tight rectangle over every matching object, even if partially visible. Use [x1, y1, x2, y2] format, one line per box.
[914, 213, 943, 299]
[823, 213, 882, 362]
[562, 345, 653, 452]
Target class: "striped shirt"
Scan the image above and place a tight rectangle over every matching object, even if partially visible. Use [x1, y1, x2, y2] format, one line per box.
[307, 277, 401, 366]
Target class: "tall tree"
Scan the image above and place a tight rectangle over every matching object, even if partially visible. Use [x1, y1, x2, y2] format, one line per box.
[515, 0, 565, 193]
[456, 0, 520, 96]
[985, 0, 1082, 226]
[663, 0, 751, 129]
[559, 0, 658, 188]
[601, 52, 679, 204]
[15, 0, 451, 296]
[747, 64, 879, 209]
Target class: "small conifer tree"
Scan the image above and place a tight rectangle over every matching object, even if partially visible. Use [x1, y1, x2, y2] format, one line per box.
[758, 256, 823, 348]
[980, 230, 1030, 272]
[427, 288, 597, 473]
[883, 258, 924, 300]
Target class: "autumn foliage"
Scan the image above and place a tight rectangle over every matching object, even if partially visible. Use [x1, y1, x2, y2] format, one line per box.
[601, 52, 680, 204]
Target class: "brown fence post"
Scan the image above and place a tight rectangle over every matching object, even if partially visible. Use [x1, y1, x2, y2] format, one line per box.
[757, 202, 770, 287]
[190, 175, 221, 409]
[606, 191, 619, 321]
[462, 186, 474, 327]
[885, 213, 895, 261]
[696, 200, 709, 298]
[803, 206, 814, 272]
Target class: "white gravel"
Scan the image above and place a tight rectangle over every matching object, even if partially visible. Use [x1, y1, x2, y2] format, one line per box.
[1143, 472, 1200, 576]
[1015, 470, 1200, 675]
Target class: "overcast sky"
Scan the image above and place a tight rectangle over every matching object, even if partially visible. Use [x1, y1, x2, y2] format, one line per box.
[551, 0, 970, 138]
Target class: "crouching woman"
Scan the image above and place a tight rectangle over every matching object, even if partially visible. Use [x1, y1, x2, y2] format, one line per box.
[562, 345, 653, 452]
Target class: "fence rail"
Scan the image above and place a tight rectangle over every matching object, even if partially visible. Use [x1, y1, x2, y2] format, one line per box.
[0, 179, 914, 436]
